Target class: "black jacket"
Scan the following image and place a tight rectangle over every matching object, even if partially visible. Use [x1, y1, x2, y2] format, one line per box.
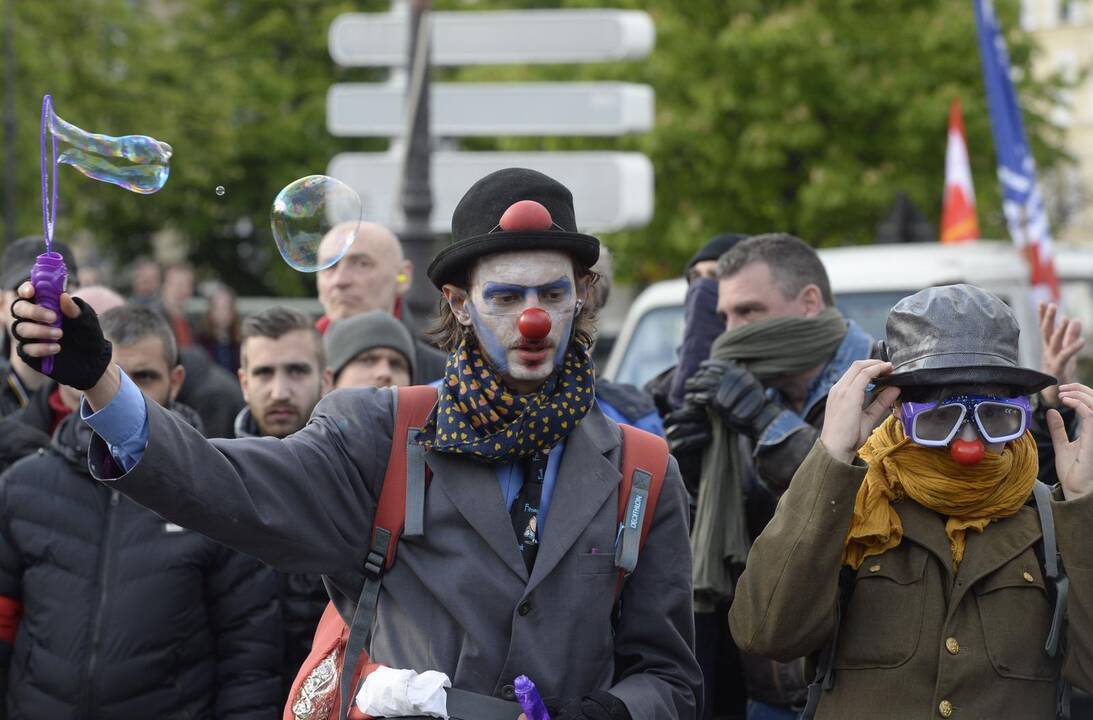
[179, 346, 247, 439]
[0, 408, 282, 719]
[234, 407, 329, 696]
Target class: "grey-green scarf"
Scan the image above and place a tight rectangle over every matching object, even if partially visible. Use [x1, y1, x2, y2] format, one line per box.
[692, 307, 847, 612]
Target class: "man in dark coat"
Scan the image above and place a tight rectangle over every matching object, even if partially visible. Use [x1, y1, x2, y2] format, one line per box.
[12, 168, 700, 720]
[234, 306, 333, 698]
[0, 305, 281, 719]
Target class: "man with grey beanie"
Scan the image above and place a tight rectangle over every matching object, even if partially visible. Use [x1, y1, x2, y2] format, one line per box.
[324, 310, 415, 390]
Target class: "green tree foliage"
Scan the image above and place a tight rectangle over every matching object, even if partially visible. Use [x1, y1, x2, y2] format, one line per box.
[2, 0, 1070, 289]
[443, 0, 1071, 281]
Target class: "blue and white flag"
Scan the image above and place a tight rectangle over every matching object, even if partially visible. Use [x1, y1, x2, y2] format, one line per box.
[973, 0, 1058, 297]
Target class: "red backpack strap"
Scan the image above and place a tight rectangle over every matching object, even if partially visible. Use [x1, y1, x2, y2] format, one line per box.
[372, 384, 438, 568]
[338, 384, 437, 719]
[614, 424, 669, 599]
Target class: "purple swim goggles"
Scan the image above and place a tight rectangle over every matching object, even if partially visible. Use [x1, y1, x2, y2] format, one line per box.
[898, 394, 1031, 447]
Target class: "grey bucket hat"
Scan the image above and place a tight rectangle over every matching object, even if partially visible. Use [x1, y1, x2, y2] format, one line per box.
[874, 283, 1055, 394]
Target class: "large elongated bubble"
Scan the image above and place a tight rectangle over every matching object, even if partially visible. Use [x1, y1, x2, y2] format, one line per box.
[271, 175, 362, 272]
[51, 112, 172, 194]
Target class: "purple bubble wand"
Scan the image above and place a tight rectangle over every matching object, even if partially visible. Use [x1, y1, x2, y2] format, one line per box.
[514, 675, 551, 720]
[36, 94, 67, 376]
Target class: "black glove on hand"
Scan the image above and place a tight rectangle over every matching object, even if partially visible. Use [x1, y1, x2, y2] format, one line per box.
[12, 296, 113, 390]
[683, 358, 785, 441]
[547, 691, 632, 720]
[664, 403, 712, 456]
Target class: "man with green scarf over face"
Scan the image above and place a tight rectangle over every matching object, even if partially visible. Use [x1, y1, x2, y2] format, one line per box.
[666, 234, 877, 720]
[9, 168, 701, 720]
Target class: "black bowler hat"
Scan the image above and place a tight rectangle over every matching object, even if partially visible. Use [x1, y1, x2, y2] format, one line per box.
[427, 168, 600, 289]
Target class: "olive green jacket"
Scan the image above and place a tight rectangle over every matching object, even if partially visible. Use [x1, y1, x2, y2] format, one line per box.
[729, 441, 1093, 720]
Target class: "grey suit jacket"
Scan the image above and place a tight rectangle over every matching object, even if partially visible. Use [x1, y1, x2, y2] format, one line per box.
[89, 386, 701, 720]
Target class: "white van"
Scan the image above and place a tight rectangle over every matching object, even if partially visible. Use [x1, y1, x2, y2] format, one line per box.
[603, 241, 1093, 389]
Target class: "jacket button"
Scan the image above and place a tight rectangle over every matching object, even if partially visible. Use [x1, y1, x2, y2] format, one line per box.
[945, 637, 960, 655]
[939, 699, 953, 718]
[868, 564, 881, 573]
[1023, 571, 1035, 583]
[501, 684, 516, 701]
[518, 601, 532, 616]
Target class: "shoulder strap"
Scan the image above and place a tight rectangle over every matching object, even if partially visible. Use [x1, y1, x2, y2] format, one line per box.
[338, 385, 437, 720]
[1032, 481, 1072, 720]
[614, 424, 669, 600]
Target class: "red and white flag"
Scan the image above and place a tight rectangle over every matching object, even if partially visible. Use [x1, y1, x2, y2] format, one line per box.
[940, 99, 981, 244]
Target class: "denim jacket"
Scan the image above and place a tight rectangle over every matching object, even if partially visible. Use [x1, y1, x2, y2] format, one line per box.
[751, 320, 876, 493]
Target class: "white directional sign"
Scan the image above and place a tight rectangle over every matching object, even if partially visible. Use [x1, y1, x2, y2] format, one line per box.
[328, 151, 653, 234]
[328, 82, 654, 137]
[329, 9, 655, 67]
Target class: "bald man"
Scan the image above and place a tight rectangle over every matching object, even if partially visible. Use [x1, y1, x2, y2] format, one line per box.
[315, 221, 445, 383]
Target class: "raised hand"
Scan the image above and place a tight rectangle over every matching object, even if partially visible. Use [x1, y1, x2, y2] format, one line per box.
[1047, 383, 1093, 501]
[818, 360, 901, 464]
[11, 281, 114, 392]
[1038, 302, 1084, 406]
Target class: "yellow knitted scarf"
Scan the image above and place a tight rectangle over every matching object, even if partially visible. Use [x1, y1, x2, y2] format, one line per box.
[842, 415, 1037, 570]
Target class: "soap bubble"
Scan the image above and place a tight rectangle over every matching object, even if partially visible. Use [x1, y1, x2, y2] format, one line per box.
[50, 111, 171, 194]
[270, 175, 361, 272]
[215, 185, 225, 196]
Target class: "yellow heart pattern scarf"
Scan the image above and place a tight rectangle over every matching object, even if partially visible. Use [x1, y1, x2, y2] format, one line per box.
[429, 337, 594, 463]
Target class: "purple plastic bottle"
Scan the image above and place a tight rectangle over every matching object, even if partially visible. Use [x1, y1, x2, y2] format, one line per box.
[514, 675, 551, 720]
[31, 251, 66, 376]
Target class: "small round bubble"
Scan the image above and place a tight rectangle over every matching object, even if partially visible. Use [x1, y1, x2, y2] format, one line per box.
[215, 185, 225, 196]
[270, 175, 361, 272]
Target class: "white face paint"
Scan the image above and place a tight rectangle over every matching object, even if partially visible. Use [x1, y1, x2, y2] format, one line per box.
[448, 250, 582, 393]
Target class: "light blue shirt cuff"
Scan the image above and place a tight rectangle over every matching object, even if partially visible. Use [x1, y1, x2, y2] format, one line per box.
[80, 369, 149, 472]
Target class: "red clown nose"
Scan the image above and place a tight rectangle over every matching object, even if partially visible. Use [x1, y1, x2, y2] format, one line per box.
[499, 200, 553, 232]
[950, 437, 985, 465]
[518, 307, 552, 340]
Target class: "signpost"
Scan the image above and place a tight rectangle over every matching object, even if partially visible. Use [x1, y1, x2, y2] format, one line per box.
[329, 9, 654, 67]
[328, 150, 653, 234]
[327, 2, 656, 322]
[328, 82, 654, 137]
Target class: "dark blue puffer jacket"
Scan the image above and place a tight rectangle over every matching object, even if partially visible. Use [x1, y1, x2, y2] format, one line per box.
[0, 409, 283, 720]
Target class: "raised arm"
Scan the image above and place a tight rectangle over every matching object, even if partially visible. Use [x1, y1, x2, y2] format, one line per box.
[89, 387, 395, 575]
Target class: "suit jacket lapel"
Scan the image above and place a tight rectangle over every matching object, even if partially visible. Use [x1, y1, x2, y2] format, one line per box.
[426, 450, 529, 583]
[526, 405, 619, 593]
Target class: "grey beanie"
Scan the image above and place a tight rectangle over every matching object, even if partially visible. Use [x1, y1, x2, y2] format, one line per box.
[324, 310, 416, 379]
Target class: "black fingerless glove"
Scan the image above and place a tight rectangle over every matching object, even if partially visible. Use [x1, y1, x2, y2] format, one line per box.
[547, 691, 632, 720]
[12, 296, 113, 390]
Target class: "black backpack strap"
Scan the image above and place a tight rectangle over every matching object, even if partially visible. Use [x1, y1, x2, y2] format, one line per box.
[338, 533, 390, 718]
[802, 566, 855, 719]
[1032, 481, 1071, 720]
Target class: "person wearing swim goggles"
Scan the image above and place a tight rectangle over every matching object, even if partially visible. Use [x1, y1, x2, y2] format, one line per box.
[897, 390, 1030, 465]
[728, 283, 1093, 720]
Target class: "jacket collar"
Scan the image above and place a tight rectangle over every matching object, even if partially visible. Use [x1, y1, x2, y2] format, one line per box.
[894, 495, 1042, 584]
[234, 406, 260, 439]
[423, 401, 619, 587]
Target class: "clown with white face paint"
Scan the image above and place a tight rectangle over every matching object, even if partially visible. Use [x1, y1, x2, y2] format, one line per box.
[8, 167, 701, 720]
[444, 250, 584, 390]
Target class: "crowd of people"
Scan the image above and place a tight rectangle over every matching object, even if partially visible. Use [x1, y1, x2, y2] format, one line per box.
[0, 166, 1088, 720]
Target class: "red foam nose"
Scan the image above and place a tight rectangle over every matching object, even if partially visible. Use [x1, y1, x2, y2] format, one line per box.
[499, 200, 553, 232]
[950, 438, 985, 465]
[518, 307, 552, 340]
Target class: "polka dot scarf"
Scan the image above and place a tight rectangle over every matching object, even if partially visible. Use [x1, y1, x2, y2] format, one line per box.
[428, 336, 595, 463]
